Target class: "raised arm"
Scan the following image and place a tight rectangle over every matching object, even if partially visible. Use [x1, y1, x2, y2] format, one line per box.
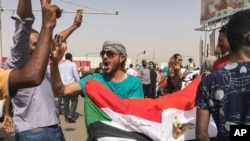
[9, 0, 62, 89]
[50, 36, 82, 97]
[17, 0, 32, 20]
[57, 10, 83, 42]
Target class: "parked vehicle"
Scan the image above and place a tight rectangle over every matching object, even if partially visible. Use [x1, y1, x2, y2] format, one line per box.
[182, 70, 200, 89]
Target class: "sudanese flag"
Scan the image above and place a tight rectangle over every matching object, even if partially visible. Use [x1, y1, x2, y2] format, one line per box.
[84, 77, 217, 141]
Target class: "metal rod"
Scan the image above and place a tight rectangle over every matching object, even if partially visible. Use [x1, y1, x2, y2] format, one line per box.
[0, 8, 118, 15]
[0, 0, 2, 68]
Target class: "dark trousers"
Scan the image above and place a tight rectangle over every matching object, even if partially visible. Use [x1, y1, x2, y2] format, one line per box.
[56, 97, 63, 112]
[63, 95, 78, 118]
[143, 84, 152, 98]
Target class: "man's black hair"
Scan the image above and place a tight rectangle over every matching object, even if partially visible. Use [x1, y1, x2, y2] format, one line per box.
[129, 64, 133, 68]
[65, 53, 72, 60]
[219, 24, 228, 34]
[227, 9, 250, 52]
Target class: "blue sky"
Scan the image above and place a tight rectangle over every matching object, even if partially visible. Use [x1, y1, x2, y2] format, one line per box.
[1, 0, 205, 66]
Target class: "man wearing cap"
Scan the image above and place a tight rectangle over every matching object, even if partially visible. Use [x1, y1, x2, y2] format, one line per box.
[50, 40, 144, 139]
[50, 40, 144, 99]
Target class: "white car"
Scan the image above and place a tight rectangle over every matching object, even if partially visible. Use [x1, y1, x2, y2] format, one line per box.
[182, 70, 200, 89]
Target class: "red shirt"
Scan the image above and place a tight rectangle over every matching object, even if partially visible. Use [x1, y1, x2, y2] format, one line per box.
[213, 54, 230, 71]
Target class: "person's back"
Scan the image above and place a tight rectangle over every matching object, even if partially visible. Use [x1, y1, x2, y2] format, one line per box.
[59, 53, 80, 122]
[195, 9, 250, 141]
[197, 63, 250, 140]
[126, 63, 137, 76]
[59, 54, 80, 85]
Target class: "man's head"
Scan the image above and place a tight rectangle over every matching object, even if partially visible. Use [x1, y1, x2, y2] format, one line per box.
[129, 64, 133, 68]
[148, 61, 154, 70]
[141, 59, 147, 68]
[218, 24, 230, 54]
[227, 9, 250, 54]
[100, 40, 127, 74]
[99, 62, 103, 68]
[188, 58, 193, 63]
[65, 53, 72, 61]
[29, 29, 39, 54]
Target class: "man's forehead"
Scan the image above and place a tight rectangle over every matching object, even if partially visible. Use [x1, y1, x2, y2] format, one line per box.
[103, 48, 118, 52]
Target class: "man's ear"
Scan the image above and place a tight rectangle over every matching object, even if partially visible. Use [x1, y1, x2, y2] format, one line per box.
[245, 32, 250, 44]
[120, 55, 126, 63]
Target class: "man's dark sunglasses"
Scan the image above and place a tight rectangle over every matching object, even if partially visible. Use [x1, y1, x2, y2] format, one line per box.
[100, 50, 119, 57]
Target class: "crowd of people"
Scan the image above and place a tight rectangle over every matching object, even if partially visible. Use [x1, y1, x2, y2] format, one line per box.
[1, 0, 250, 140]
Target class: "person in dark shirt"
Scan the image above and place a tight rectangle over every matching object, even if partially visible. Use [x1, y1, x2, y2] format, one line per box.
[94, 62, 104, 73]
[195, 9, 250, 141]
[148, 61, 157, 98]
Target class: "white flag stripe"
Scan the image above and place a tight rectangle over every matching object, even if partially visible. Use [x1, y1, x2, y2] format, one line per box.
[101, 108, 162, 141]
[100, 107, 217, 141]
[97, 137, 137, 141]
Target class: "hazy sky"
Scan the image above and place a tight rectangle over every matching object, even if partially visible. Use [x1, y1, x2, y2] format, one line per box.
[1, 0, 206, 66]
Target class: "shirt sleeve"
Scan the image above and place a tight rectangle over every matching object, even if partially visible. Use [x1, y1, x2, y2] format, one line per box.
[0, 69, 12, 99]
[72, 63, 80, 82]
[5, 14, 35, 69]
[195, 78, 210, 111]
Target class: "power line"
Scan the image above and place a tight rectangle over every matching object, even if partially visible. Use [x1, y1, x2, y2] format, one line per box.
[59, 0, 107, 12]
[0, 0, 119, 68]
[0, 8, 118, 15]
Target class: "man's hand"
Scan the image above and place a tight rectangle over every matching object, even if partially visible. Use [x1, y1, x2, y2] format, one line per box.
[73, 10, 83, 28]
[40, 0, 62, 29]
[50, 34, 67, 64]
[3, 113, 13, 133]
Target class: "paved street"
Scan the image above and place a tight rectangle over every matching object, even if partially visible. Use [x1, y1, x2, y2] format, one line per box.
[0, 97, 87, 141]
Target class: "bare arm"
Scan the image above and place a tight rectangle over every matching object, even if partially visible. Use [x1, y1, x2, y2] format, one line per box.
[196, 109, 211, 141]
[9, 0, 62, 90]
[50, 36, 82, 97]
[57, 10, 82, 42]
[17, 0, 32, 20]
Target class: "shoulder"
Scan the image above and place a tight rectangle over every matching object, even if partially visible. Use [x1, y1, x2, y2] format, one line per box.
[213, 55, 230, 71]
[0, 69, 13, 99]
[0, 69, 12, 81]
[127, 75, 141, 83]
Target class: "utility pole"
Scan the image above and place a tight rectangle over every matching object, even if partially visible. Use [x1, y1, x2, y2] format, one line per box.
[136, 50, 146, 65]
[0, 0, 2, 68]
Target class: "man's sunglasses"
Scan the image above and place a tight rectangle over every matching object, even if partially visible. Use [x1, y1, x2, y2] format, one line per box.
[100, 50, 119, 57]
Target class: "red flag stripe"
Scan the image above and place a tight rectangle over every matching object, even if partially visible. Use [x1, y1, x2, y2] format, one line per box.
[85, 77, 200, 123]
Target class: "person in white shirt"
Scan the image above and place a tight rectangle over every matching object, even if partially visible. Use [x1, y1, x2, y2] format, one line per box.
[126, 64, 137, 76]
[59, 52, 80, 123]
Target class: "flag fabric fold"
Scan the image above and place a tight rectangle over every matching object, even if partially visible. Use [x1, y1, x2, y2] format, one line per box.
[85, 77, 217, 141]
